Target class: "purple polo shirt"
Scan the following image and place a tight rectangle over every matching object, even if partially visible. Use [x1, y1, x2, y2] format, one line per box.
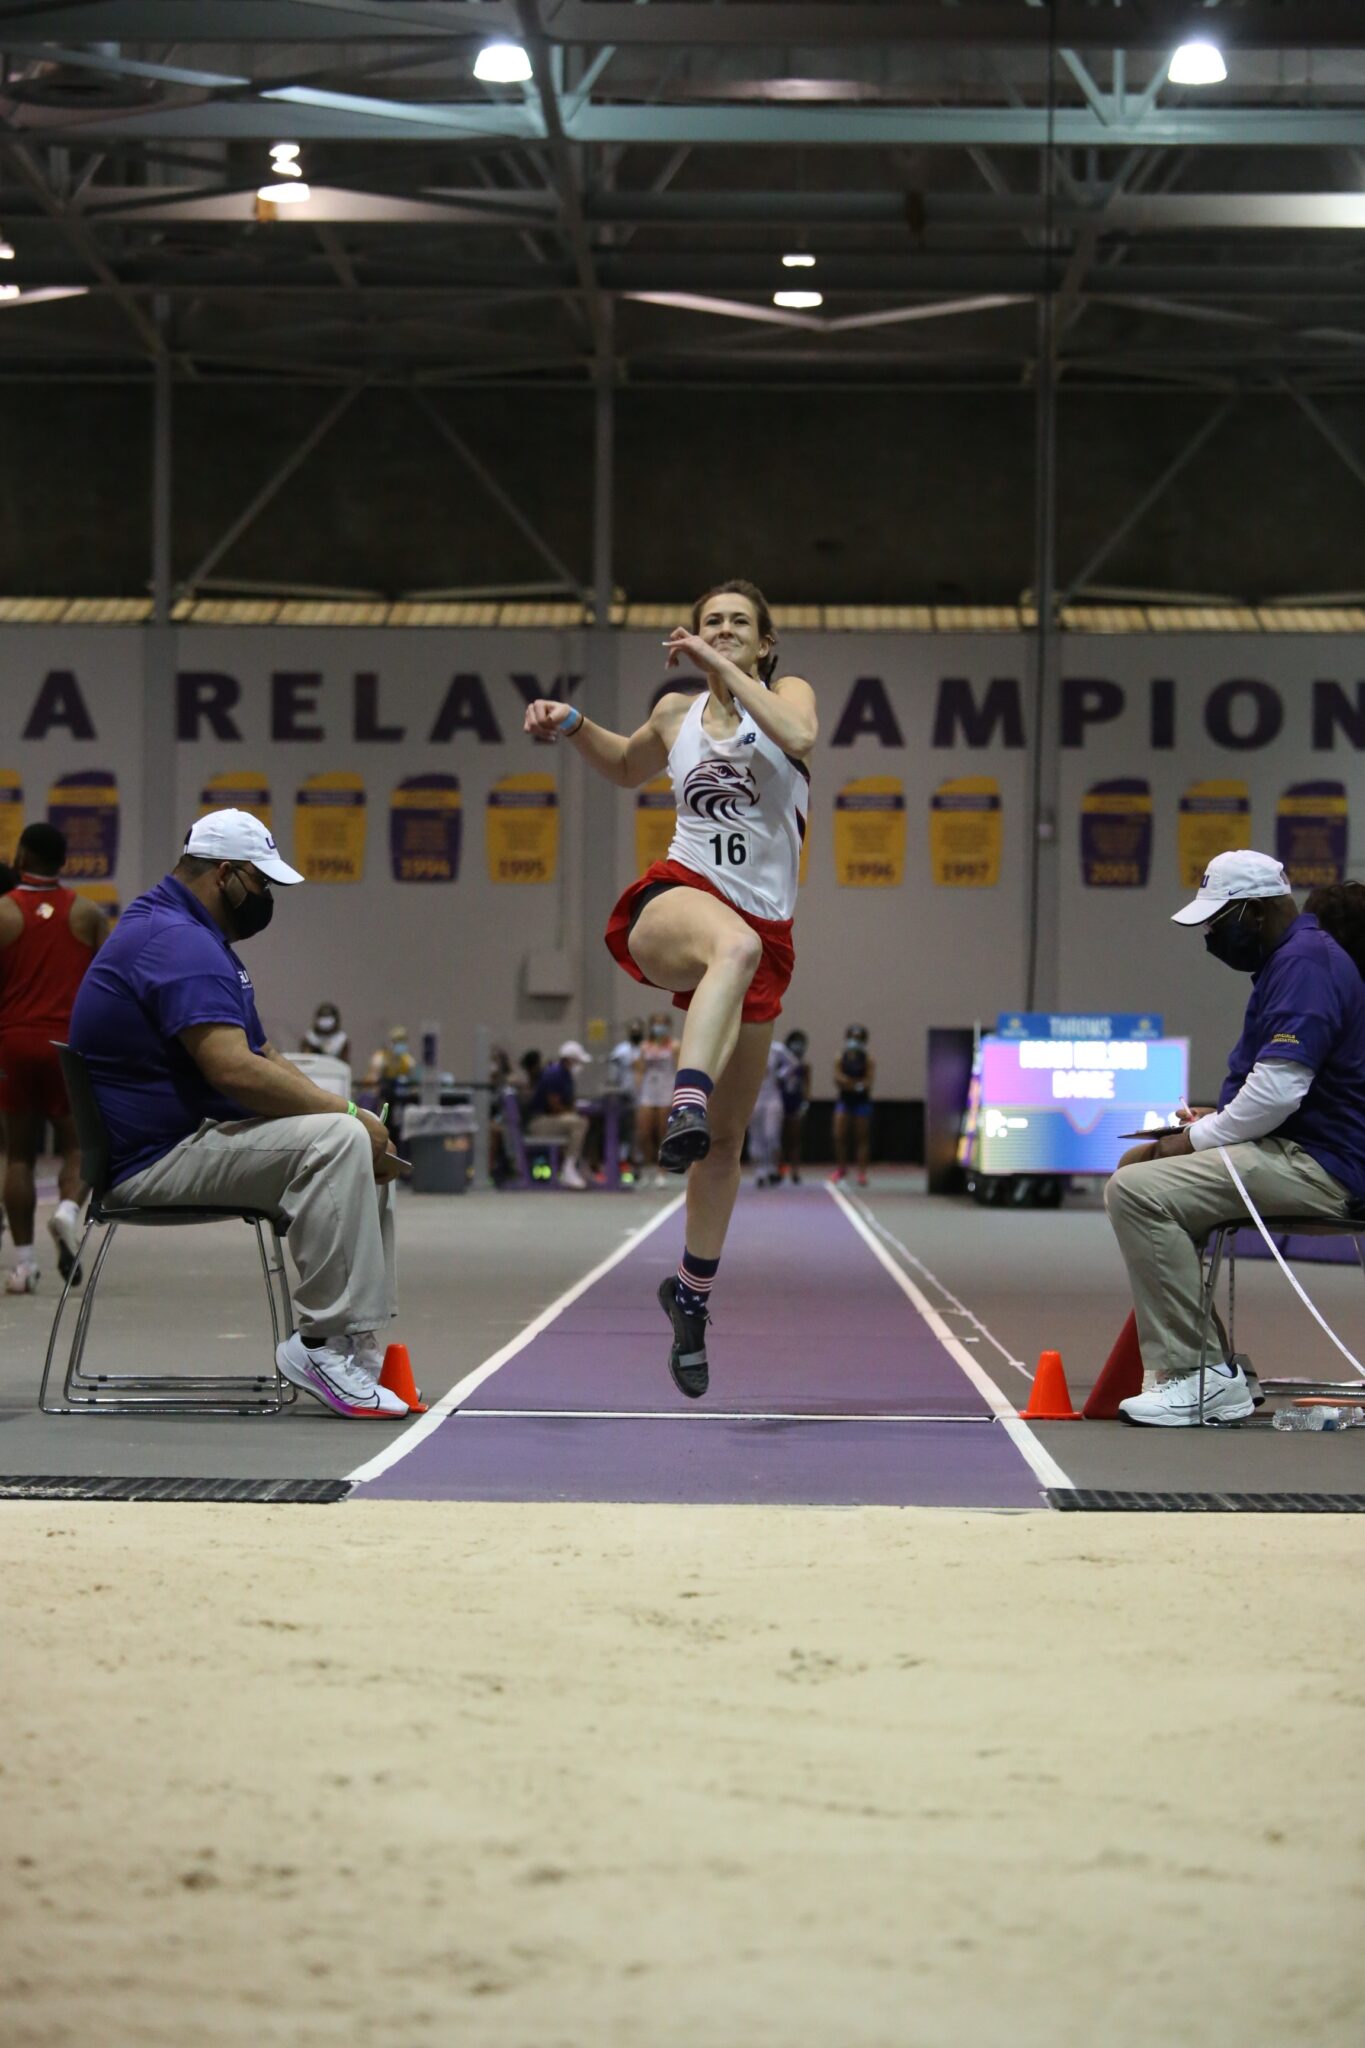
[69, 876, 266, 1185]
[1219, 912, 1365, 1201]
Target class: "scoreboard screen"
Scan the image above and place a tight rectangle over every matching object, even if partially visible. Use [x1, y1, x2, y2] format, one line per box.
[968, 1035, 1189, 1176]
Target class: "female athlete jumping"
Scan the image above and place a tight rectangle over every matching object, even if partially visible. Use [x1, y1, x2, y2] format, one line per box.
[523, 580, 816, 1399]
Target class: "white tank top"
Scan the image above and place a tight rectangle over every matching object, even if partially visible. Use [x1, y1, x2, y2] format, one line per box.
[665, 692, 809, 921]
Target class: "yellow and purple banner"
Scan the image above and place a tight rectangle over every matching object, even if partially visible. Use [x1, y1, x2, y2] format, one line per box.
[486, 772, 559, 885]
[1276, 781, 1348, 889]
[929, 776, 1001, 887]
[1080, 778, 1152, 888]
[1178, 778, 1250, 889]
[389, 774, 462, 883]
[835, 776, 907, 887]
[0, 771, 22, 866]
[47, 769, 119, 881]
[199, 771, 273, 830]
[635, 776, 676, 871]
[294, 771, 366, 884]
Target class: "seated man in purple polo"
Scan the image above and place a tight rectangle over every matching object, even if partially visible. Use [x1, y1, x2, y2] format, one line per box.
[1106, 849, 1365, 1426]
[69, 809, 410, 1420]
[526, 1039, 591, 1190]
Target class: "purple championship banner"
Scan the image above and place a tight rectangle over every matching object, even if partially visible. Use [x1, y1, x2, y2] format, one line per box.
[976, 1036, 1188, 1174]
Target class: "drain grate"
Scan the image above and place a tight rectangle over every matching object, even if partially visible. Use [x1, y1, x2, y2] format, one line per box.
[0, 1475, 350, 1504]
[1049, 1488, 1365, 1513]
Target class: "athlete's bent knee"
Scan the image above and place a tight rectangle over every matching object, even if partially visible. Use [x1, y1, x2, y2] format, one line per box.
[715, 926, 762, 981]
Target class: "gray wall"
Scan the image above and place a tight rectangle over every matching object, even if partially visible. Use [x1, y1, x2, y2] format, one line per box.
[2, 625, 1361, 1105]
[3, 385, 1364, 602]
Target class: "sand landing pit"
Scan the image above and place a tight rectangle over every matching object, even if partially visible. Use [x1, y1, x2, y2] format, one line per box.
[4, 1501, 1363, 2047]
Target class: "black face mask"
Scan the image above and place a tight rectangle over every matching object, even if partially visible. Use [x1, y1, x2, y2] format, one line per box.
[223, 865, 274, 941]
[1204, 901, 1264, 974]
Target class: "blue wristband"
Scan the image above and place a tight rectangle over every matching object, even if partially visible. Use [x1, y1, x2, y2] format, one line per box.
[560, 705, 584, 736]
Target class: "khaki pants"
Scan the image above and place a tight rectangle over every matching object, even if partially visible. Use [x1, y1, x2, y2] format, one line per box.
[1104, 1137, 1352, 1379]
[528, 1110, 588, 1165]
[113, 1113, 397, 1345]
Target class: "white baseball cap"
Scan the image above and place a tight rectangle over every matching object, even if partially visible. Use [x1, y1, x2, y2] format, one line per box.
[558, 1039, 590, 1064]
[183, 809, 304, 886]
[1171, 849, 1293, 926]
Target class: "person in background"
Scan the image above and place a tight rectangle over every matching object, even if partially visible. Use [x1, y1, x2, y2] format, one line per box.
[517, 1048, 544, 1107]
[779, 1027, 812, 1182]
[302, 1000, 351, 1066]
[0, 822, 108, 1293]
[366, 1023, 417, 1128]
[0, 860, 17, 898]
[831, 1023, 875, 1188]
[69, 809, 411, 1420]
[1107, 850, 1365, 1426]
[1304, 879, 1365, 980]
[746, 1035, 794, 1188]
[635, 1012, 679, 1188]
[527, 1039, 591, 1190]
[607, 1017, 646, 1181]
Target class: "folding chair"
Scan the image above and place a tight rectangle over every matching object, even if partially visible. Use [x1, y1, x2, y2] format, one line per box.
[39, 1045, 296, 1416]
[1196, 1209, 1365, 1423]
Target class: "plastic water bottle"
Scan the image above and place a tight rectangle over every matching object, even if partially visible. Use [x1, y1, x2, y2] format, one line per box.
[1272, 1406, 1364, 1431]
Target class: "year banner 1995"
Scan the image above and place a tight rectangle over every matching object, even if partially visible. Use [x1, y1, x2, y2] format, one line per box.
[295, 772, 366, 884]
[929, 776, 1001, 887]
[1276, 780, 1348, 888]
[486, 773, 559, 884]
[47, 769, 119, 881]
[635, 776, 676, 871]
[199, 771, 273, 830]
[389, 774, 462, 883]
[1080, 778, 1152, 888]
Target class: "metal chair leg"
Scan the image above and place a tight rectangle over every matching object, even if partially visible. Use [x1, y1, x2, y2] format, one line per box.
[1197, 1227, 1230, 1425]
[38, 1217, 99, 1414]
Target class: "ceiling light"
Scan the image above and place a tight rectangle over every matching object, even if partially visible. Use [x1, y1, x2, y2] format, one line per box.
[474, 42, 533, 85]
[271, 142, 301, 163]
[257, 181, 312, 205]
[782, 253, 816, 269]
[1168, 41, 1227, 86]
[258, 142, 310, 205]
[0, 284, 19, 301]
[0, 238, 14, 261]
[773, 290, 822, 310]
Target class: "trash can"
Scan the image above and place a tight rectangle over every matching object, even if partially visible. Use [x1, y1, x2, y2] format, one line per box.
[401, 1104, 476, 1194]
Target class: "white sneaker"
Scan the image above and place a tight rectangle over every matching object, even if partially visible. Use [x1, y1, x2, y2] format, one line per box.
[1119, 1363, 1255, 1427]
[5, 1262, 39, 1295]
[347, 1332, 384, 1385]
[559, 1159, 587, 1190]
[48, 1206, 84, 1284]
[276, 1333, 407, 1418]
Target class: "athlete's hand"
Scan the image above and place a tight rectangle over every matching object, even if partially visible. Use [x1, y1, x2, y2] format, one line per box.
[523, 699, 579, 741]
[663, 628, 725, 675]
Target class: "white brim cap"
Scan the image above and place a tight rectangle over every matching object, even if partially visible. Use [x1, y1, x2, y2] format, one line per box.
[1171, 849, 1293, 925]
[183, 808, 305, 885]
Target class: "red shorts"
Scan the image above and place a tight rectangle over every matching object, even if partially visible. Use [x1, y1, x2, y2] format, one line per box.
[0, 1029, 70, 1120]
[605, 859, 796, 1024]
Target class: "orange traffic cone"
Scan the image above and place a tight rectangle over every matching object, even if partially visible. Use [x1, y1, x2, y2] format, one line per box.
[379, 1342, 427, 1415]
[1019, 1349, 1079, 1420]
[1081, 1311, 1145, 1419]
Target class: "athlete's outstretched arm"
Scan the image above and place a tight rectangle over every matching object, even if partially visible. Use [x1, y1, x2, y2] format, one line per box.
[523, 697, 669, 788]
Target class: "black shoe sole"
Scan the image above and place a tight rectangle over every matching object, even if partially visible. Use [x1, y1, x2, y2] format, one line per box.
[658, 1122, 711, 1174]
[657, 1277, 709, 1399]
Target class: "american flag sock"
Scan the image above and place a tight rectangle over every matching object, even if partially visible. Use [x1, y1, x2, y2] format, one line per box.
[670, 1068, 713, 1120]
[676, 1250, 719, 1318]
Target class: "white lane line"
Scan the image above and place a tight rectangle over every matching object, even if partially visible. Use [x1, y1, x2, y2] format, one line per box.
[346, 1191, 687, 1485]
[827, 1184, 1074, 1492]
[463, 1408, 994, 1424]
[845, 1193, 1033, 1382]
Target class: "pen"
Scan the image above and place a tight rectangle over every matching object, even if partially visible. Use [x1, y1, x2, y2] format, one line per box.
[380, 1102, 389, 1125]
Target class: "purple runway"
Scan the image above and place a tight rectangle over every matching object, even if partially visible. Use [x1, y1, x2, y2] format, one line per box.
[359, 1189, 1050, 1509]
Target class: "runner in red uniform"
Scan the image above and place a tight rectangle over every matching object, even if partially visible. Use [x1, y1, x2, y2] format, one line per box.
[0, 822, 108, 1292]
[523, 580, 817, 1399]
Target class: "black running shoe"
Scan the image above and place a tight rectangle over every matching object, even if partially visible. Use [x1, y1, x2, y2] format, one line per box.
[658, 1276, 709, 1399]
[658, 1104, 711, 1174]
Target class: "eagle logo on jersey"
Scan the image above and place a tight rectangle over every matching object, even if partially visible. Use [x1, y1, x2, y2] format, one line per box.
[681, 760, 759, 825]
